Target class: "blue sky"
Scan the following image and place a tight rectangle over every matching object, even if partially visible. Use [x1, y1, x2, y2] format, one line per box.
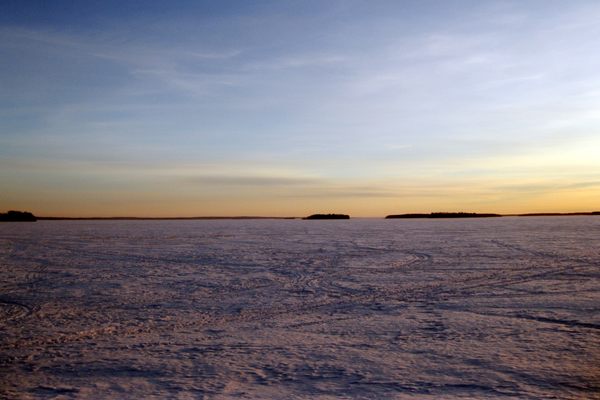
[1, 1, 600, 216]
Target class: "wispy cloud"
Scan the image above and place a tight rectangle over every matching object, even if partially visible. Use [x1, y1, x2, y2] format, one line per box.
[185, 175, 319, 186]
[493, 180, 600, 194]
[243, 54, 347, 71]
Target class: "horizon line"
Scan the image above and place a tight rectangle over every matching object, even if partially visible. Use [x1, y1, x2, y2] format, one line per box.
[21, 211, 600, 220]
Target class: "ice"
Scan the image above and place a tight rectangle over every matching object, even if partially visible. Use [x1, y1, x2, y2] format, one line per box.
[1, 217, 599, 398]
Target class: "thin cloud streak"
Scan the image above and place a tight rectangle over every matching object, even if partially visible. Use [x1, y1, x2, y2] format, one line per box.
[185, 175, 320, 187]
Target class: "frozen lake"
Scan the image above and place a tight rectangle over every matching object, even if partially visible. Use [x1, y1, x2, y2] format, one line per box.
[1, 218, 599, 399]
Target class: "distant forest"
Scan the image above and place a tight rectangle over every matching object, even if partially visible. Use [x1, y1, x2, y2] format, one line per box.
[303, 214, 350, 220]
[386, 212, 501, 219]
[0, 211, 37, 222]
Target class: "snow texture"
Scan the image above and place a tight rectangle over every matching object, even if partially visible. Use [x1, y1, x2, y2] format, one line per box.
[1, 218, 599, 399]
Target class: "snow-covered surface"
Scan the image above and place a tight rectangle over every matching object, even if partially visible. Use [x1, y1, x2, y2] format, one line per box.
[1, 218, 599, 399]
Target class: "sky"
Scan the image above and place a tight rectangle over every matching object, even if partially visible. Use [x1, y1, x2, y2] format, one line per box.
[1, 0, 600, 217]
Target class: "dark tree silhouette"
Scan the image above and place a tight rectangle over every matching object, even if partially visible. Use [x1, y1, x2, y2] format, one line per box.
[303, 214, 350, 220]
[386, 212, 501, 219]
[0, 211, 37, 222]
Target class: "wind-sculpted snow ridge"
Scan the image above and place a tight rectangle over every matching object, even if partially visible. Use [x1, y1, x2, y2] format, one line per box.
[0, 218, 599, 399]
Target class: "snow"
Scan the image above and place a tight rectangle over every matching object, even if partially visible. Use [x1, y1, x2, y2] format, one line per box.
[1, 217, 599, 399]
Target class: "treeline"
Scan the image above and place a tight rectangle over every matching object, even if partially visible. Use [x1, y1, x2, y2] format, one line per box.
[0, 211, 37, 222]
[303, 214, 350, 220]
[386, 212, 502, 219]
[516, 212, 600, 217]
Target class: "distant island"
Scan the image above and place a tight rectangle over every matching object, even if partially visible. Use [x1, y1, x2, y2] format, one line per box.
[386, 212, 502, 219]
[0, 210, 37, 222]
[516, 212, 600, 217]
[386, 211, 600, 219]
[303, 214, 350, 220]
